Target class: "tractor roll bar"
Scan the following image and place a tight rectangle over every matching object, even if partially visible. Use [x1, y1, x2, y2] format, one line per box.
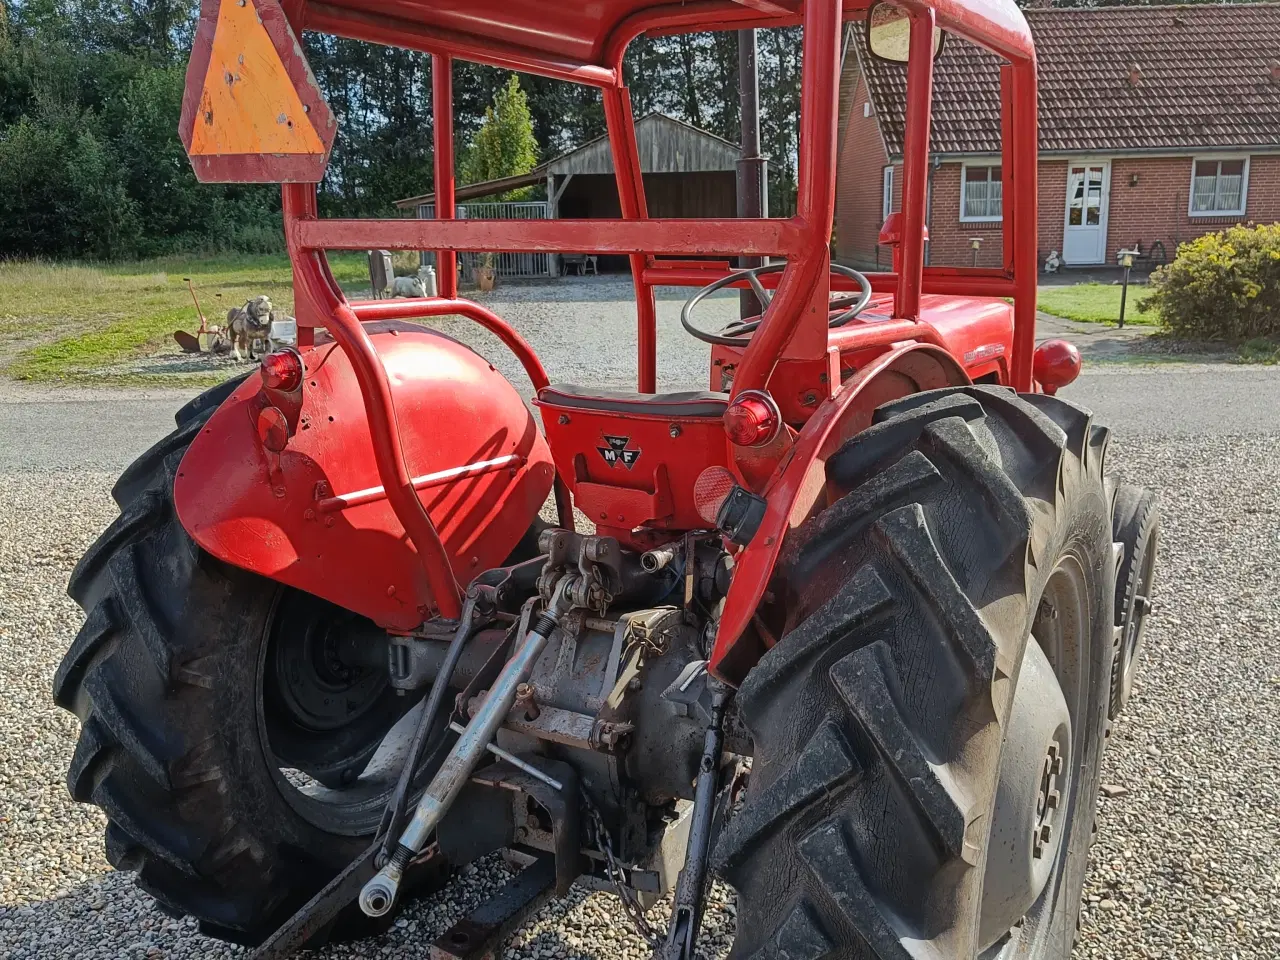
[278, 0, 1040, 616]
[432, 54, 458, 299]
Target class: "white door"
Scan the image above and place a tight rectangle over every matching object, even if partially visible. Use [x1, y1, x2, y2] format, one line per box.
[1062, 162, 1110, 265]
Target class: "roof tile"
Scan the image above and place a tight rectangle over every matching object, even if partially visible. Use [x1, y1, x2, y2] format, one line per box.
[857, 3, 1280, 156]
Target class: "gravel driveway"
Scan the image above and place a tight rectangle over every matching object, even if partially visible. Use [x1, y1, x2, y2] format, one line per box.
[3, 281, 1279, 958]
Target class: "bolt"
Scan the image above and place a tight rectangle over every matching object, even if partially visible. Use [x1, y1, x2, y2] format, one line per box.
[513, 683, 540, 720]
[303, 508, 316, 521]
[325, 516, 335, 527]
[386, 585, 396, 597]
[669, 423, 682, 438]
[802, 391, 818, 406]
[628, 677, 643, 692]
[273, 485, 286, 498]
[558, 414, 570, 425]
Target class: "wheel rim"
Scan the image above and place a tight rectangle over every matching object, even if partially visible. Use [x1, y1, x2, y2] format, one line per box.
[1120, 526, 1158, 704]
[256, 588, 421, 836]
[980, 554, 1090, 957]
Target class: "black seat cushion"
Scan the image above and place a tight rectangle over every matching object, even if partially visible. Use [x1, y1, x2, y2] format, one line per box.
[538, 384, 729, 419]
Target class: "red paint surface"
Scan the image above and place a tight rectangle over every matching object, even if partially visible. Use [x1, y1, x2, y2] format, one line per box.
[176, 0, 1046, 681]
[175, 325, 555, 631]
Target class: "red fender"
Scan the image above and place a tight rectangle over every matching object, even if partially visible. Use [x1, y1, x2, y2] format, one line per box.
[709, 343, 970, 685]
[174, 323, 555, 631]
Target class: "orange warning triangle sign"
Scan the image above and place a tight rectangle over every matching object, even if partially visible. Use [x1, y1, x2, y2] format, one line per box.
[188, 0, 324, 156]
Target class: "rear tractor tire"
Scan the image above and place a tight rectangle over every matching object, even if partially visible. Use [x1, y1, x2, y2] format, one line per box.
[54, 389, 445, 945]
[715, 385, 1118, 959]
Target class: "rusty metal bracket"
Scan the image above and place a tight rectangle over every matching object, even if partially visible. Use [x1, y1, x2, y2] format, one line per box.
[471, 760, 582, 896]
[428, 855, 557, 960]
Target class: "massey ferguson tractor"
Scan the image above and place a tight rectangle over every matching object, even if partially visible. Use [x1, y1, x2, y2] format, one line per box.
[54, 0, 1161, 957]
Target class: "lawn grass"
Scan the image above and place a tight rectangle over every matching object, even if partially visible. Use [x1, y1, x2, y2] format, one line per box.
[1237, 337, 1280, 365]
[1, 252, 372, 381]
[1037, 282, 1160, 325]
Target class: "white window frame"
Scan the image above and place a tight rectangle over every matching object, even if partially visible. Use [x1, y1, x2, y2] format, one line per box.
[1188, 155, 1250, 218]
[959, 162, 1003, 223]
[882, 165, 895, 220]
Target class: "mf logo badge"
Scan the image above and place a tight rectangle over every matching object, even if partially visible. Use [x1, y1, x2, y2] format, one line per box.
[598, 435, 641, 470]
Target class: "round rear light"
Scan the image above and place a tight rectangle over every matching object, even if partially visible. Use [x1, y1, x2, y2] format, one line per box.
[261, 350, 304, 392]
[1032, 339, 1081, 396]
[723, 390, 781, 447]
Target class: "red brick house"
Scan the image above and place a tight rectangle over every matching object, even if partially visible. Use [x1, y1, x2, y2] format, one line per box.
[835, 3, 1280, 271]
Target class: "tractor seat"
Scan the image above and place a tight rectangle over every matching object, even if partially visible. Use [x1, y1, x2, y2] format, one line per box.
[536, 384, 729, 419]
[533, 384, 733, 535]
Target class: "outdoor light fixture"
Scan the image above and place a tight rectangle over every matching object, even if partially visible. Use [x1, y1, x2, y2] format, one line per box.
[970, 236, 983, 267]
[1116, 248, 1140, 328]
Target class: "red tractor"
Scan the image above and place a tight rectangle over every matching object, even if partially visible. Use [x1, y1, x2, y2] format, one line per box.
[55, 0, 1160, 957]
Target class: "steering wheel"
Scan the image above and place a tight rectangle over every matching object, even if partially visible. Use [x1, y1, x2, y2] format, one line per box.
[680, 262, 874, 347]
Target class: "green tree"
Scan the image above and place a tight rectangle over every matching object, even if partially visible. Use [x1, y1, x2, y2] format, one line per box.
[459, 74, 539, 199]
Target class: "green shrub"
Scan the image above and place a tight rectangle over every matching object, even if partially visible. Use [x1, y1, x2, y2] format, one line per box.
[1146, 223, 1280, 341]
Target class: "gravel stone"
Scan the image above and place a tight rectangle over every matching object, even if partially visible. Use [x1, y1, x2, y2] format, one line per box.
[2, 287, 1278, 958]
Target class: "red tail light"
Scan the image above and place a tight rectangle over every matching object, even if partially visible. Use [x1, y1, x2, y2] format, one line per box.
[261, 350, 303, 391]
[723, 391, 781, 447]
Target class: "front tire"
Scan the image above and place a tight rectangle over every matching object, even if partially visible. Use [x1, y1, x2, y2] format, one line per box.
[54, 399, 440, 944]
[1109, 484, 1159, 718]
[714, 386, 1116, 959]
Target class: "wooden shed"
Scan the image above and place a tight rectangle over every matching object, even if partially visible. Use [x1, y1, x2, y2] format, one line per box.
[394, 113, 743, 273]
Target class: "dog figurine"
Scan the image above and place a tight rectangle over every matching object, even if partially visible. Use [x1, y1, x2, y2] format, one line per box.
[226, 295, 274, 361]
[1043, 250, 1062, 274]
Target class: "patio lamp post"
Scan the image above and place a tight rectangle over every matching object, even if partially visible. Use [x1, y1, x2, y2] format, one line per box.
[969, 236, 982, 267]
[1116, 247, 1137, 328]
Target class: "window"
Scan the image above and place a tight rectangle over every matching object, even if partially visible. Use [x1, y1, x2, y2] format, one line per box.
[961, 164, 1002, 221]
[882, 165, 894, 220]
[1190, 157, 1248, 216]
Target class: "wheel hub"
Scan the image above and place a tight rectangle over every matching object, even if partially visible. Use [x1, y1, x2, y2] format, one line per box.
[978, 634, 1072, 951]
[259, 589, 413, 823]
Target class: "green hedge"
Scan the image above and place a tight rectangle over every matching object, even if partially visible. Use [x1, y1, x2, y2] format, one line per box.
[1147, 223, 1280, 341]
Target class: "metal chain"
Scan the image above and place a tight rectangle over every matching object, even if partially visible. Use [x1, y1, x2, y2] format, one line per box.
[578, 786, 663, 949]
